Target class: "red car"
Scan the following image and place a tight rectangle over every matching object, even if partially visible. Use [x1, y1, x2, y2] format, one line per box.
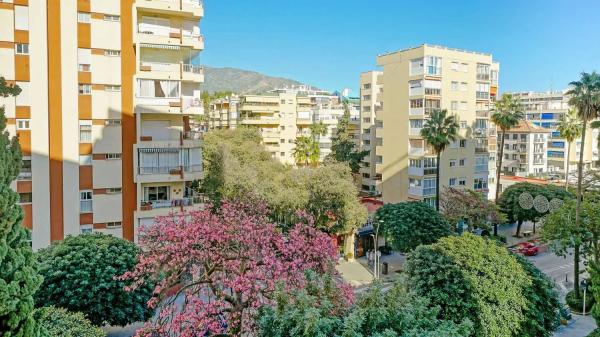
[519, 242, 539, 256]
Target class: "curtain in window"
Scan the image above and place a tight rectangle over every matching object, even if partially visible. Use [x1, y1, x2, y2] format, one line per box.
[156, 80, 166, 98]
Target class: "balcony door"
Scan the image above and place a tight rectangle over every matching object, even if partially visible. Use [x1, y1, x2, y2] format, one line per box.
[142, 120, 171, 141]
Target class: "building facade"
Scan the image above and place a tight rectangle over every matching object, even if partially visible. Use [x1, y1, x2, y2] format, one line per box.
[511, 90, 598, 178]
[374, 44, 499, 204]
[499, 120, 550, 176]
[208, 95, 239, 129]
[0, 0, 204, 249]
[359, 71, 383, 195]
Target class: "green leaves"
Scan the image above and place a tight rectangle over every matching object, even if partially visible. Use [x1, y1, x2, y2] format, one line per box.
[375, 202, 452, 253]
[420, 109, 459, 154]
[35, 233, 154, 327]
[36, 306, 105, 337]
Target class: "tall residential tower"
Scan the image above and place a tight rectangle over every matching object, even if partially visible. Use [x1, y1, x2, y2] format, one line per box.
[0, 0, 205, 249]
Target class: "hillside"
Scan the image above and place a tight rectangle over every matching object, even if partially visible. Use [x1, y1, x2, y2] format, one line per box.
[201, 66, 306, 94]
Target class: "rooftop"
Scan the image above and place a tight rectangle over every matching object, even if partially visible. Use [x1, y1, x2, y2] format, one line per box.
[378, 43, 492, 58]
[507, 120, 552, 134]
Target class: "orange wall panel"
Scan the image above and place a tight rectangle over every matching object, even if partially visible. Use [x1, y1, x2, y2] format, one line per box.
[15, 55, 30, 81]
[80, 213, 93, 225]
[14, 30, 29, 43]
[17, 181, 32, 193]
[79, 166, 93, 190]
[0, 3, 13, 10]
[21, 204, 33, 230]
[77, 23, 91, 48]
[16, 130, 31, 155]
[15, 106, 31, 118]
[79, 143, 93, 155]
[78, 71, 92, 84]
[77, 0, 90, 12]
[78, 95, 92, 119]
[14, 0, 28, 5]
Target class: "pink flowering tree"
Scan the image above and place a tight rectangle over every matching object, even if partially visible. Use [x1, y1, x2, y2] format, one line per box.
[122, 200, 352, 337]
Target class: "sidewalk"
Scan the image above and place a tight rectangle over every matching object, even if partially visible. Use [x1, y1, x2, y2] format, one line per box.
[553, 314, 596, 337]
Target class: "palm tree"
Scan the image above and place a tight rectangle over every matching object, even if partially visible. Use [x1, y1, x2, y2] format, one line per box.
[292, 136, 312, 166]
[591, 120, 600, 167]
[556, 109, 582, 190]
[308, 122, 327, 166]
[491, 93, 524, 201]
[420, 109, 459, 211]
[567, 71, 600, 297]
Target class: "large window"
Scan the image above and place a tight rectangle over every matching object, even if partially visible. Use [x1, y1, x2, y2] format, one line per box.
[79, 124, 92, 143]
[138, 79, 180, 98]
[474, 177, 488, 190]
[80, 191, 93, 213]
[410, 99, 424, 108]
[425, 56, 442, 75]
[144, 186, 169, 201]
[15, 43, 29, 55]
[423, 178, 436, 196]
[410, 58, 424, 75]
[476, 64, 490, 80]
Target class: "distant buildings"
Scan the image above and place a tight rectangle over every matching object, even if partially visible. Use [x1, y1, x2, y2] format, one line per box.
[1, 1, 205, 249]
[498, 120, 550, 176]
[362, 44, 499, 205]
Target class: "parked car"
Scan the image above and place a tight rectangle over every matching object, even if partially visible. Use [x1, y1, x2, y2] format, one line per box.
[519, 242, 539, 256]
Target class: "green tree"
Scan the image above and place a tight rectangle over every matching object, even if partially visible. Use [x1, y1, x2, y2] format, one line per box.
[0, 77, 44, 337]
[375, 201, 451, 253]
[592, 120, 600, 167]
[420, 109, 459, 211]
[440, 187, 506, 231]
[328, 104, 368, 173]
[568, 72, 600, 276]
[35, 233, 154, 327]
[292, 136, 312, 166]
[36, 306, 105, 337]
[497, 182, 572, 237]
[406, 234, 531, 337]
[556, 109, 582, 189]
[491, 93, 525, 200]
[513, 254, 560, 337]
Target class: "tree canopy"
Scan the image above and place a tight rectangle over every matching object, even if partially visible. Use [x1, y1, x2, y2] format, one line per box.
[440, 187, 506, 230]
[35, 233, 154, 327]
[202, 128, 367, 234]
[36, 306, 106, 337]
[0, 77, 44, 336]
[327, 104, 368, 173]
[406, 234, 532, 337]
[375, 201, 452, 253]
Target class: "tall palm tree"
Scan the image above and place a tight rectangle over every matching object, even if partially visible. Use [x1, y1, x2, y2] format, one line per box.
[491, 93, 524, 201]
[308, 122, 328, 166]
[292, 136, 312, 166]
[420, 109, 459, 211]
[567, 71, 600, 297]
[556, 109, 582, 190]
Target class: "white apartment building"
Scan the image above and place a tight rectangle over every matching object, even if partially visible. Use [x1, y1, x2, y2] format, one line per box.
[499, 120, 550, 176]
[209, 95, 239, 129]
[359, 71, 383, 195]
[0, 0, 204, 249]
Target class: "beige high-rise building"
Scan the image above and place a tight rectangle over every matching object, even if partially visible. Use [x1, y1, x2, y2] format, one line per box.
[0, 0, 205, 249]
[374, 44, 499, 205]
[359, 71, 383, 195]
[209, 95, 239, 129]
[511, 90, 598, 178]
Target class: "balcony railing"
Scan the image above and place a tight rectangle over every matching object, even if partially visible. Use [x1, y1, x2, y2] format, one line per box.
[17, 170, 32, 180]
[139, 165, 202, 175]
[183, 131, 203, 140]
[182, 64, 204, 74]
[140, 197, 198, 210]
[476, 92, 490, 99]
[409, 107, 424, 116]
[409, 128, 423, 136]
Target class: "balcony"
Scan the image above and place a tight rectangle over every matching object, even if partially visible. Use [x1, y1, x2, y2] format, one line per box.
[475, 147, 489, 154]
[409, 147, 424, 156]
[240, 116, 280, 125]
[477, 73, 490, 81]
[261, 130, 281, 142]
[476, 110, 489, 118]
[409, 107, 424, 116]
[136, 95, 203, 115]
[137, 24, 204, 50]
[137, 196, 203, 218]
[296, 118, 312, 126]
[139, 61, 180, 80]
[409, 128, 422, 137]
[136, 0, 204, 18]
[139, 131, 203, 148]
[476, 92, 490, 100]
[17, 169, 32, 181]
[182, 64, 204, 82]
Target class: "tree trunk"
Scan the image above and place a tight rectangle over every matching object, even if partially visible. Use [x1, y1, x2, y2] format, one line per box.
[495, 130, 506, 201]
[515, 219, 523, 237]
[575, 118, 587, 265]
[575, 242, 581, 298]
[436, 152, 441, 211]
[565, 140, 571, 190]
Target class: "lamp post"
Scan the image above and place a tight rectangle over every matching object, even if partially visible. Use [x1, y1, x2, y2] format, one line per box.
[581, 279, 588, 316]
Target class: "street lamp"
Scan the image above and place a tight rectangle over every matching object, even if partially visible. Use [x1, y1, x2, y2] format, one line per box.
[581, 279, 589, 316]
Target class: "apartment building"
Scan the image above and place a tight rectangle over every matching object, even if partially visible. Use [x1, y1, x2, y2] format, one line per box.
[359, 71, 383, 195]
[375, 44, 499, 205]
[511, 90, 598, 177]
[0, 0, 204, 249]
[208, 95, 239, 129]
[499, 120, 550, 176]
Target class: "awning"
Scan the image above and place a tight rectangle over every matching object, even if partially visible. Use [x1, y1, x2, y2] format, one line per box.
[139, 43, 181, 51]
[139, 148, 179, 153]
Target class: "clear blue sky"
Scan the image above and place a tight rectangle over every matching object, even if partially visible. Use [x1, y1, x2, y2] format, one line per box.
[201, 0, 600, 95]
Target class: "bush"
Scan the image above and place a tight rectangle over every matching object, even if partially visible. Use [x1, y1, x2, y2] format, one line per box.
[587, 329, 600, 337]
[37, 306, 105, 337]
[566, 289, 595, 313]
[35, 233, 154, 326]
[376, 201, 451, 253]
[406, 234, 531, 337]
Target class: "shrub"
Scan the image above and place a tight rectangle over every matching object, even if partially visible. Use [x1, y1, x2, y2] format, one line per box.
[566, 289, 595, 313]
[37, 306, 105, 337]
[35, 233, 154, 326]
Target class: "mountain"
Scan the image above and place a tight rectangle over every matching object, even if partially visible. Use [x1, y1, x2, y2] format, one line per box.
[201, 66, 306, 94]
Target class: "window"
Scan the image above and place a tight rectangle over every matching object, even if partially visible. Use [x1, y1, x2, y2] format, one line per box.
[474, 177, 488, 190]
[16, 119, 30, 130]
[19, 192, 32, 204]
[451, 81, 459, 91]
[363, 83, 371, 90]
[105, 85, 121, 92]
[80, 225, 93, 234]
[106, 153, 122, 160]
[451, 101, 458, 110]
[280, 126, 285, 130]
[138, 79, 179, 98]
[449, 178, 457, 186]
[460, 82, 468, 91]
[362, 95, 371, 101]
[79, 155, 92, 166]
[459, 101, 468, 111]
[460, 63, 468, 72]
[144, 186, 169, 201]
[459, 158, 466, 166]
[78, 64, 91, 72]
[475, 156, 488, 172]
[476, 64, 490, 80]
[79, 124, 92, 143]
[78, 84, 91, 95]
[409, 80, 423, 95]
[460, 140, 467, 148]
[410, 58, 424, 75]
[280, 152, 285, 156]
[107, 188, 122, 194]
[77, 12, 91, 23]
[363, 117, 371, 123]
[425, 56, 442, 75]
[451, 62, 459, 71]
[460, 121, 468, 129]
[15, 5, 28, 30]
[106, 221, 122, 228]
[80, 191, 93, 213]
[15, 43, 29, 55]
[458, 178, 467, 186]
[449, 159, 457, 167]
[104, 14, 120, 22]
[409, 159, 422, 168]
[105, 49, 121, 57]
[280, 139, 285, 143]
[476, 83, 490, 99]
[423, 178, 436, 196]
[410, 99, 424, 108]
[105, 119, 121, 126]
[409, 178, 422, 188]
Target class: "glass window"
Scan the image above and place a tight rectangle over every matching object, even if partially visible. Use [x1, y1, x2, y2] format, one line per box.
[79, 124, 92, 143]
[16, 119, 30, 130]
[80, 191, 93, 213]
[106, 153, 122, 160]
[79, 155, 92, 165]
[104, 14, 120, 22]
[15, 5, 29, 30]
[449, 178, 457, 186]
[410, 99, 424, 108]
[107, 188, 122, 194]
[77, 12, 91, 23]
[105, 50, 121, 57]
[106, 221, 122, 228]
[15, 43, 29, 55]
[138, 79, 179, 98]
[78, 84, 91, 95]
[410, 58, 424, 75]
[425, 56, 442, 75]
[144, 186, 169, 201]
[19, 192, 32, 203]
[460, 140, 467, 148]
